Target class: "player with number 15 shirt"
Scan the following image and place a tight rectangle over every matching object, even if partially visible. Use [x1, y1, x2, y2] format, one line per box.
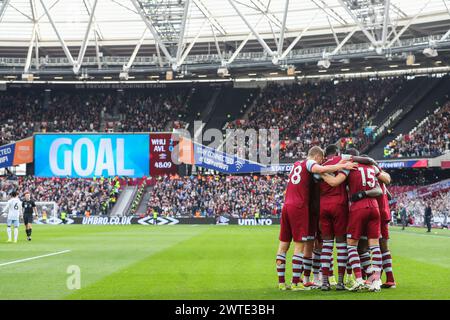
[346, 164, 382, 240]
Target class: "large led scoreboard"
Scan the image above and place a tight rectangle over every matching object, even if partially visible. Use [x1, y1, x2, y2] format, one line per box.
[33, 133, 178, 178]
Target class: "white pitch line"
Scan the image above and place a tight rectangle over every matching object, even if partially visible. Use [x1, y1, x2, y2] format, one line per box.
[0, 250, 71, 267]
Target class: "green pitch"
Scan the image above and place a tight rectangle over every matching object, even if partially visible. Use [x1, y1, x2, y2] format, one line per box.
[0, 224, 449, 300]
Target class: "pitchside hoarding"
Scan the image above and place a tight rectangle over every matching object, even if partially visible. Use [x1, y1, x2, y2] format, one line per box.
[0, 216, 281, 225]
[34, 134, 150, 178]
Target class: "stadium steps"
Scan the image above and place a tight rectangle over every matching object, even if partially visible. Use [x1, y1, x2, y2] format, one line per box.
[110, 186, 137, 216]
[202, 87, 259, 133]
[135, 186, 152, 215]
[185, 85, 218, 135]
[368, 75, 450, 159]
[360, 77, 433, 153]
[370, 77, 425, 126]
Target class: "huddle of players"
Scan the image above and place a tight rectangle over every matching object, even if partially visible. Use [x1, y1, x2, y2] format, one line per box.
[276, 145, 396, 292]
[2, 191, 37, 242]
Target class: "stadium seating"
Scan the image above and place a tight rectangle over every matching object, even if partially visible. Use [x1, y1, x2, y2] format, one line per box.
[146, 175, 285, 218]
[227, 78, 405, 160]
[0, 89, 189, 145]
[384, 101, 450, 158]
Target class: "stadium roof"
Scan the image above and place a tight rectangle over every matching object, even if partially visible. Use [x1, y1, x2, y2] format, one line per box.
[0, 0, 449, 79]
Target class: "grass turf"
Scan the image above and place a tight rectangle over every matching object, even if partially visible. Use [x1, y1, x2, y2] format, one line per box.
[0, 224, 448, 300]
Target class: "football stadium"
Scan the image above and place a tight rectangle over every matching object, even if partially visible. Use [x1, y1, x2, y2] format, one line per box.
[0, 0, 449, 308]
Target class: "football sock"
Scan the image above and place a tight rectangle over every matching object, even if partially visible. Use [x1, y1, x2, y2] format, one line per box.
[336, 242, 347, 284]
[7, 227, 11, 240]
[329, 257, 334, 277]
[276, 253, 286, 284]
[14, 227, 18, 242]
[312, 250, 321, 282]
[360, 251, 371, 278]
[382, 251, 395, 283]
[320, 240, 334, 285]
[292, 254, 303, 284]
[302, 256, 313, 283]
[347, 245, 362, 280]
[369, 245, 382, 281]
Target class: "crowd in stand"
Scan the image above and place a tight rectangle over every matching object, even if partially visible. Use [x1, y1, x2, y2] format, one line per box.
[0, 91, 106, 145]
[147, 175, 285, 218]
[393, 189, 449, 228]
[227, 78, 404, 161]
[144, 171, 450, 227]
[114, 90, 189, 132]
[0, 176, 121, 217]
[384, 100, 450, 158]
[0, 89, 189, 146]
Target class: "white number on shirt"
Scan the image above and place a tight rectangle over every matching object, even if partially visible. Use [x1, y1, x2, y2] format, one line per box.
[358, 167, 376, 188]
[290, 165, 302, 185]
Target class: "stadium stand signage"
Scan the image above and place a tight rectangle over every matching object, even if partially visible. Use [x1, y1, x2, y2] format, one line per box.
[377, 159, 428, 169]
[0, 137, 33, 169]
[192, 142, 268, 174]
[74, 83, 167, 89]
[0, 143, 15, 168]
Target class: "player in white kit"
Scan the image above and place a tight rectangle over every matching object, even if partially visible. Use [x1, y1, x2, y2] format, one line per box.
[3, 191, 22, 243]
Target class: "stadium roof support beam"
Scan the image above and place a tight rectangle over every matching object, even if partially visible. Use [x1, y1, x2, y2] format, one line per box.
[279, 11, 317, 60]
[83, 0, 104, 41]
[310, 0, 347, 26]
[228, 0, 275, 58]
[24, 24, 37, 73]
[193, 0, 226, 35]
[336, 0, 379, 48]
[155, 43, 163, 68]
[381, 0, 391, 46]
[277, 0, 289, 56]
[29, 0, 41, 41]
[37, 0, 59, 22]
[226, 17, 264, 65]
[440, 0, 450, 41]
[176, 0, 191, 63]
[39, 0, 76, 67]
[210, 24, 224, 61]
[330, 27, 357, 55]
[440, 29, 450, 41]
[29, 0, 40, 70]
[123, 29, 147, 73]
[130, 0, 174, 66]
[327, 16, 340, 46]
[94, 31, 102, 69]
[386, 0, 432, 48]
[74, 0, 99, 74]
[250, 0, 283, 29]
[0, 0, 10, 23]
[178, 20, 207, 67]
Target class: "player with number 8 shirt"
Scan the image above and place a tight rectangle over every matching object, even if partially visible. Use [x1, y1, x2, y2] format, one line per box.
[275, 146, 358, 291]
